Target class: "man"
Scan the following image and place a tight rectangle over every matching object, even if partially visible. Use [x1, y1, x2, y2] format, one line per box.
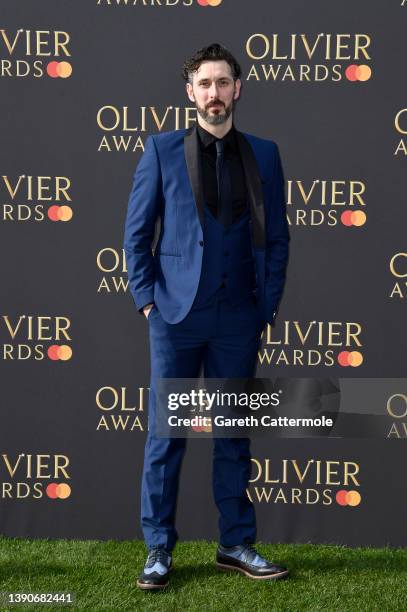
[123, 43, 290, 590]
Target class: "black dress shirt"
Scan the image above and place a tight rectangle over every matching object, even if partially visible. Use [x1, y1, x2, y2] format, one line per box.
[197, 123, 248, 222]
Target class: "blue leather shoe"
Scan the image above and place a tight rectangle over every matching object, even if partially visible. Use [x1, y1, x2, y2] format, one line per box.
[137, 546, 172, 590]
[216, 544, 289, 580]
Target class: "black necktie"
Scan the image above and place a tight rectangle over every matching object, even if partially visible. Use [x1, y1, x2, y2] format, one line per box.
[215, 139, 233, 227]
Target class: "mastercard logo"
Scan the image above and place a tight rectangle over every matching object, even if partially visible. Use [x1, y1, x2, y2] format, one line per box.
[46, 61, 72, 78]
[191, 420, 212, 433]
[335, 489, 361, 506]
[197, 0, 223, 6]
[337, 351, 363, 367]
[47, 345, 73, 361]
[341, 210, 366, 227]
[345, 65, 371, 82]
[46, 482, 71, 499]
[48, 205, 73, 222]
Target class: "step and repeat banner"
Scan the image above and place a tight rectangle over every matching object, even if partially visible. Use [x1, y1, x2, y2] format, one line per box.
[0, 0, 406, 547]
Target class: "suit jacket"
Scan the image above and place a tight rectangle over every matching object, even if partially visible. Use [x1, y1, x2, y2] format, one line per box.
[123, 124, 290, 325]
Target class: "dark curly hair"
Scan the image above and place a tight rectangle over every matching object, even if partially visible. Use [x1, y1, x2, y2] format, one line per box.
[181, 43, 241, 83]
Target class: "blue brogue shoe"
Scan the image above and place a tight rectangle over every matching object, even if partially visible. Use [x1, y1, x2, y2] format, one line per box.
[137, 546, 172, 590]
[216, 544, 289, 580]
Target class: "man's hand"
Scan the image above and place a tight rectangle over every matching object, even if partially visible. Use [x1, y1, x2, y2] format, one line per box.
[143, 303, 154, 319]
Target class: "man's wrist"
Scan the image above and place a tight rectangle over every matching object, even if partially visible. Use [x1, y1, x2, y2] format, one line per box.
[142, 303, 154, 317]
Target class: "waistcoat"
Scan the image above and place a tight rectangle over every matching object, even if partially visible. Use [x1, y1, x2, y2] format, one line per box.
[192, 203, 257, 308]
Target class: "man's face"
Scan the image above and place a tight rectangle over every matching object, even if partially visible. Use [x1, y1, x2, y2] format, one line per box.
[186, 60, 241, 126]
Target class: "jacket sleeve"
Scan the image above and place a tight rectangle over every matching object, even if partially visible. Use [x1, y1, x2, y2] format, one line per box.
[265, 142, 290, 326]
[123, 135, 163, 311]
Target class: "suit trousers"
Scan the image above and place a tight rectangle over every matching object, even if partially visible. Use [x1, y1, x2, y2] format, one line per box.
[141, 291, 264, 552]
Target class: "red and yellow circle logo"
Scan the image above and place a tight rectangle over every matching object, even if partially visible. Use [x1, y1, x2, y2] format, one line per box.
[337, 351, 363, 367]
[336, 490, 361, 506]
[197, 0, 223, 6]
[192, 419, 212, 433]
[47, 61, 72, 78]
[341, 210, 366, 227]
[345, 65, 371, 82]
[46, 483, 71, 499]
[48, 205, 73, 222]
[47, 345, 73, 361]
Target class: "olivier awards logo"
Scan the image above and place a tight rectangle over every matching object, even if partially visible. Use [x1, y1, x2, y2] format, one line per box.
[96, 386, 147, 431]
[97, 248, 128, 294]
[394, 109, 407, 156]
[247, 458, 361, 507]
[386, 393, 407, 438]
[258, 321, 364, 368]
[287, 179, 367, 228]
[96, 105, 198, 152]
[1, 175, 73, 223]
[0, 315, 73, 361]
[1, 453, 71, 500]
[245, 33, 372, 83]
[0, 29, 72, 78]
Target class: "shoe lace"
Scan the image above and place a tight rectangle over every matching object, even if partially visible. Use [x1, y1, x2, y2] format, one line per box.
[244, 544, 262, 564]
[146, 547, 169, 567]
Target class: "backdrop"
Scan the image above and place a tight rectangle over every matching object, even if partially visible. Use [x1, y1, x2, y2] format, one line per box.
[0, 0, 406, 547]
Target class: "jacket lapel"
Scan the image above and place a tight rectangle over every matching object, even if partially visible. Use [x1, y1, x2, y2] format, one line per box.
[184, 125, 205, 227]
[235, 130, 266, 249]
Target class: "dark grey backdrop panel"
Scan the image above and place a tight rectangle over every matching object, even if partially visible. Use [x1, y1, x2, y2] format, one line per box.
[0, 0, 406, 546]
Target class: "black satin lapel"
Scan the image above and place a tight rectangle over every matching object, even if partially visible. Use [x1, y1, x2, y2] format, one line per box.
[236, 131, 265, 249]
[184, 125, 205, 227]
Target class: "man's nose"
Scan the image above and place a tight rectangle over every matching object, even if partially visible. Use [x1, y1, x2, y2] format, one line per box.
[208, 82, 219, 98]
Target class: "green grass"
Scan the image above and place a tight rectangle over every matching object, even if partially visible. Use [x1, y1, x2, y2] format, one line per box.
[0, 538, 406, 611]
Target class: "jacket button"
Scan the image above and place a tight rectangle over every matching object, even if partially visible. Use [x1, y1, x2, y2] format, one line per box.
[199, 240, 204, 246]
[224, 251, 229, 256]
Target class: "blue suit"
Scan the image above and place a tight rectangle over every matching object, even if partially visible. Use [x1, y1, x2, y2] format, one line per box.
[124, 125, 289, 325]
[124, 125, 289, 552]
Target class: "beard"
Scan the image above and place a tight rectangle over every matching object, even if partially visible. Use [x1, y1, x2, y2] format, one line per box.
[195, 97, 234, 125]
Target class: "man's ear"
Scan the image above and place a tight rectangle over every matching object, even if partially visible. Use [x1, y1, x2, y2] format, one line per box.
[234, 78, 242, 100]
[186, 82, 195, 103]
